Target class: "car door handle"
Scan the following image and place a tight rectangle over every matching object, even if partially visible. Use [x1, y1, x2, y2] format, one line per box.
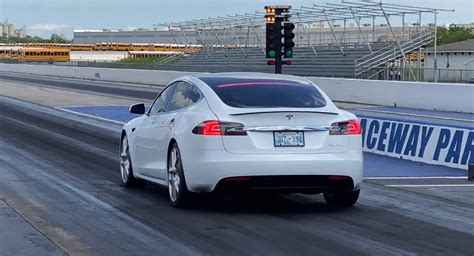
[170, 118, 175, 124]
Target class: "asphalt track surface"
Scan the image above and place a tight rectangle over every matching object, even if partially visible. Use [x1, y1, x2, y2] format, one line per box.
[1, 73, 473, 255]
[0, 72, 159, 101]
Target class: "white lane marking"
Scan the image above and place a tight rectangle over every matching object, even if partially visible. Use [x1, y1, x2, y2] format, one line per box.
[341, 106, 474, 123]
[365, 176, 468, 180]
[55, 107, 126, 125]
[57, 104, 130, 108]
[386, 184, 474, 188]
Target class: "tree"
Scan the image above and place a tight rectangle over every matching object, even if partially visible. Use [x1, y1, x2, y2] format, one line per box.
[437, 25, 474, 45]
[0, 34, 71, 44]
[50, 33, 70, 43]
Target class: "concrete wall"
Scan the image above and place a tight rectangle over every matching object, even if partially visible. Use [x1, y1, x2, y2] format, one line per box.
[307, 77, 474, 114]
[0, 63, 198, 86]
[1, 63, 473, 113]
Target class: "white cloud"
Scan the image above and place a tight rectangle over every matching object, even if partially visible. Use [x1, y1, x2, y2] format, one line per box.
[29, 23, 71, 31]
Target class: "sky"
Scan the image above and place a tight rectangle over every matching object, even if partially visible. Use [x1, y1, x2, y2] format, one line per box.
[0, 0, 473, 39]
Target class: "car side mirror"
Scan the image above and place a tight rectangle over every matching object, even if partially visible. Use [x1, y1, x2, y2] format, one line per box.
[129, 103, 145, 114]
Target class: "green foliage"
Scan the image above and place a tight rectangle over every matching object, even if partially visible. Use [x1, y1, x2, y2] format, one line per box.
[437, 25, 474, 45]
[49, 33, 70, 43]
[0, 34, 72, 44]
[119, 57, 162, 64]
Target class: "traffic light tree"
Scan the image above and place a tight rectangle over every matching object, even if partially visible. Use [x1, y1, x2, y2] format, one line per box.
[265, 6, 295, 74]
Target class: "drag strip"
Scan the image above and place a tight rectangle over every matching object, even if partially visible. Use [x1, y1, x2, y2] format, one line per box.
[1, 96, 474, 255]
[0, 72, 159, 101]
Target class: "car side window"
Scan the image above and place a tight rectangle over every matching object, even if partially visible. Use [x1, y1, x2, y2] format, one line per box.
[166, 82, 194, 112]
[188, 85, 201, 105]
[149, 82, 178, 115]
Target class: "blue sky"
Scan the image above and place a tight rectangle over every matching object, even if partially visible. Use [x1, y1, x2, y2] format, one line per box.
[0, 0, 472, 39]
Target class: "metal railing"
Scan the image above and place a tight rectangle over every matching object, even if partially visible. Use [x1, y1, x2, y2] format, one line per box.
[359, 66, 474, 83]
[354, 27, 435, 79]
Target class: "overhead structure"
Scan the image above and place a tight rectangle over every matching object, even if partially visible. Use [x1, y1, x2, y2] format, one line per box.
[158, 1, 452, 47]
[155, 1, 453, 81]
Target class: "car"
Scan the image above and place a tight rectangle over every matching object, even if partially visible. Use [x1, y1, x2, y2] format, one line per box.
[120, 73, 363, 208]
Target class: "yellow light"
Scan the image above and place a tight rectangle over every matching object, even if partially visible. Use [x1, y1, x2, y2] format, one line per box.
[265, 15, 276, 23]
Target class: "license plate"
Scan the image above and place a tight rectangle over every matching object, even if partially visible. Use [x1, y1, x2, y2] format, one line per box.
[273, 131, 305, 147]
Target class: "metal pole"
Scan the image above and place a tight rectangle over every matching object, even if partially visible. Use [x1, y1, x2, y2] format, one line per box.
[195, 25, 211, 57]
[372, 16, 375, 42]
[418, 12, 422, 35]
[342, 18, 347, 45]
[179, 26, 197, 57]
[244, 26, 250, 48]
[402, 13, 405, 40]
[351, 9, 372, 52]
[209, 22, 226, 56]
[324, 11, 345, 55]
[249, 18, 265, 54]
[275, 18, 283, 74]
[228, 22, 246, 56]
[418, 47, 422, 80]
[168, 27, 180, 45]
[434, 11, 438, 82]
[320, 21, 323, 45]
[297, 13, 317, 56]
[380, 4, 416, 81]
[180, 26, 191, 46]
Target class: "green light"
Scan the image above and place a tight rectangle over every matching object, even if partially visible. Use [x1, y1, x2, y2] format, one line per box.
[285, 50, 292, 57]
[269, 50, 276, 58]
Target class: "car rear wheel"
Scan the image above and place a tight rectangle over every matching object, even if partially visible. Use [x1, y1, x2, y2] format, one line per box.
[168, 143, 193, 208]
[323, 189, 360, 207]
[120, 134, 144, 187]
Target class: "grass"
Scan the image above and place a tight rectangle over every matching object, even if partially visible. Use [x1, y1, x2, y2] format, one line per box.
[119, 57, 162, 64]
[118, 55, 182, 65]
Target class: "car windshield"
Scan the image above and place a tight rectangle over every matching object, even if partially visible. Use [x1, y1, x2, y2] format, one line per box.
[199, 77, 327, 108]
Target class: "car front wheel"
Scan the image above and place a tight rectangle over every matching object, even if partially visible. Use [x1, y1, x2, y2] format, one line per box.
[323, 189, 360, 207]
[120, 134, 144, 187]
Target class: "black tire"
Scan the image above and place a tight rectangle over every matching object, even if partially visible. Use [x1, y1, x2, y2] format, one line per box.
[323, 189, 360, 207]
[120, 134, 144, 187]
[168, 143, 193, 208]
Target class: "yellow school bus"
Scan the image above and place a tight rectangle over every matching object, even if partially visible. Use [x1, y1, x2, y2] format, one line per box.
[17, 48, 70, 62]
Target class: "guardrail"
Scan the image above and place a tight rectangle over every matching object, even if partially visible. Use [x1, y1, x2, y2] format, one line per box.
[1, 63, 473, 114]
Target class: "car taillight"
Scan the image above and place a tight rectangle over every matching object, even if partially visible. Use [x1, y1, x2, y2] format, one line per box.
[330, 119, 362, 135]
[192, 120, 247, 136]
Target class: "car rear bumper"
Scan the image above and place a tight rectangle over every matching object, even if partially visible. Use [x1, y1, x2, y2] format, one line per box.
[181, 148, 363, 193]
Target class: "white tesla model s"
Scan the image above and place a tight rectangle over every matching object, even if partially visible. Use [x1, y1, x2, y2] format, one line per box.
[120, 73, 363, 208]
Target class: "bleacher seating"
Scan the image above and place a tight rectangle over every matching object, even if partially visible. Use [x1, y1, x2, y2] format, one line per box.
[157, 43, 391, 77]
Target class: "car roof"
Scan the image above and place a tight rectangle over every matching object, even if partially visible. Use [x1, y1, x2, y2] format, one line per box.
[192, 72, 312, 84]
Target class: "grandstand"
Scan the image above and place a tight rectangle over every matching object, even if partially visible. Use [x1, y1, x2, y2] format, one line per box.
[154, 1, 453, 81]
[159, 44, 389, 77]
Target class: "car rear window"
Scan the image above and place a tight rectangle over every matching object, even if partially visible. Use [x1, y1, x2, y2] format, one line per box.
[199, 77, 327, 108]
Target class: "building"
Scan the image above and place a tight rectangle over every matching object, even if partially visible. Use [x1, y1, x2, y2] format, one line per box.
[16, 26, 27, 38]
[0, 19, 27, 38]
[424, 39, 474, 82]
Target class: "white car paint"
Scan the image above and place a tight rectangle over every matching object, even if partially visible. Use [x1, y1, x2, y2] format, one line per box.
[122, 73, 363, 193]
